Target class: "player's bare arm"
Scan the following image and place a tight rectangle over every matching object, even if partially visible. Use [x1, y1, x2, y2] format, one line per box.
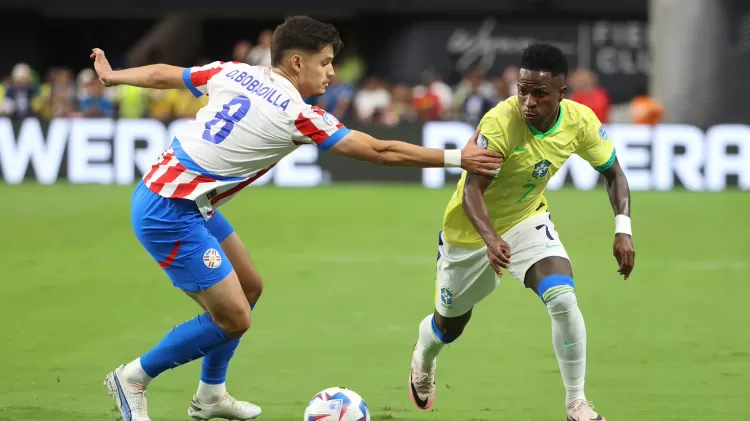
[462, 170, 511, 276]
[330, 129, 503, 177]
[90, 48, 185, 89]
[601, 158, 635, 280]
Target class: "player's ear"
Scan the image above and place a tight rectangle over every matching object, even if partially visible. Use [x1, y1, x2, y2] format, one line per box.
[559, 85, 567, 102]
[290, 53, 302, 73]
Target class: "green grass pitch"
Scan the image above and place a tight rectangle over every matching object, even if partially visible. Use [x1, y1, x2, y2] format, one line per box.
[0, 184, 748, 420]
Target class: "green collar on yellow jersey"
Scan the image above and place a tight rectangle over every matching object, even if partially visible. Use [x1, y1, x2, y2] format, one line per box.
[526, 103, 564, 139]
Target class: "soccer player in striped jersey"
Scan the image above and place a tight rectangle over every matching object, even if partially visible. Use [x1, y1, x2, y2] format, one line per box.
[92, 16, 502, 421]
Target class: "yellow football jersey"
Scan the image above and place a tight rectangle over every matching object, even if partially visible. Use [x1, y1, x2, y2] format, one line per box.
[442, 96, 616, 248]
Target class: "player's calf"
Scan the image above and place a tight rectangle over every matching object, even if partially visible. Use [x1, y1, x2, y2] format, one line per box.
[536, 273, 588, 407]
[409, 310, 471, 411]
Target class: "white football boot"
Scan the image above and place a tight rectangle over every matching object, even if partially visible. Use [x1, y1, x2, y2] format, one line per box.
[567, 399, 606, 421]
[104, 365, 151, 421]
[408, 344, 436, 411]
[188, 392, 262, 420]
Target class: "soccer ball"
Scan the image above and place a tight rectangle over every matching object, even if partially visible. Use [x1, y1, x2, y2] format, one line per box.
[303, 387, 371, 421]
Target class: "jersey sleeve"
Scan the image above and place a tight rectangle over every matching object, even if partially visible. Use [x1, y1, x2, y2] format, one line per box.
[182, 61, 230, 98]
[575, 108, 616, 172]
[477, 110, 512, 158]
[292, 106, 352, 151]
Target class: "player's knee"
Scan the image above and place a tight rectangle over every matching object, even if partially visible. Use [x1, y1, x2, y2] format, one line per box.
[243, 277, 263, 308]
[536, 274, 577, 313]
[433, 310, 472, 343]
[214, 306, 251, 338]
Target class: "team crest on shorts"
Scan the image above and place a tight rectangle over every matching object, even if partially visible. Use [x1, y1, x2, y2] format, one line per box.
[532, 159, 552, 179]
[440, 287, 453, 306]
[599, 125, 608, 140]
[203, 248, 222, 269]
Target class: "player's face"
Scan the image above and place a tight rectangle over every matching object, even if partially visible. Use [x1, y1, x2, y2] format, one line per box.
[298, 45, 335, 97]
[517, 69, 566, 127]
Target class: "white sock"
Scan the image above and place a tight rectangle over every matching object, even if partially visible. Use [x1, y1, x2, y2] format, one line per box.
[121, 358, 153, 387]
[414, 315, 445, 370]
[546, 292, 587, 406]
[197, 381, 227, 404]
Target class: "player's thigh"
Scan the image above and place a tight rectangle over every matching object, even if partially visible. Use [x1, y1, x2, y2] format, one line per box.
[502, 212, 572, 291]
[434, 231, 498, 318]
[204, 210, 263, 305]
[185, 269, 251, 337]
[220, 232, 263, 305]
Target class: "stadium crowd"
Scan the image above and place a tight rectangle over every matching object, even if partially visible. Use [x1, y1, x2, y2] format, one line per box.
[0, 36, 665, 126]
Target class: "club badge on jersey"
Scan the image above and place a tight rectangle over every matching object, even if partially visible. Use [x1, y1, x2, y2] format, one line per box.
[477, 134, 489, 150]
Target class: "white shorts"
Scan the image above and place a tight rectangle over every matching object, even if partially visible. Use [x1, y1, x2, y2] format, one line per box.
[435, 212, 570, 317]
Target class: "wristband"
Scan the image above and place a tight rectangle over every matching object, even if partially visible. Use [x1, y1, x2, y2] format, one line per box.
[444, 149, 462, 168]
[615, 214, 632, 236]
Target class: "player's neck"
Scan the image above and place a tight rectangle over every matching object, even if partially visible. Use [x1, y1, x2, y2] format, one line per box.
[272, 67, 302, 95]
[530, 106, 561, 134]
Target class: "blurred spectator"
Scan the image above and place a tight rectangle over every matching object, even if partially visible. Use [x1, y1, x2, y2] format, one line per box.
[48, 68, 77, 118]
[148, 89, 179, 121]
[336, 45, 365, 85]
[118, 84, 149, 119]
[417, 67, 452, 118]
[1, 63, 39, 119]
[248, 30, 272, 67]
[451, 66, 494, 118]
[381, 83, 415, 126]
[79, 78, 115, 117]
[77, 68, 96, 102]
[174, 88, 209, 119]
[454, 67, 494, 103]
[316, 65, 354, 120]
[33, 67, 57, 120]
[411, 84, 442, 122]
[569, 68, 611, 123]
[354, 76, 391, 124]
[630, 86, 665, 125]
[233, 40, 253, 64]
[459, 75, 495, 127]
[491, 75, 510, 103]
[0, 78, 6, 113]
[503, 65, 519, 96]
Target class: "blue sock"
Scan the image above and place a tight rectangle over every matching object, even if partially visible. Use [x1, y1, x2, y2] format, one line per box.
[201, 338, 240, 384]
[431, 315, 456, 344]
[140, 313, 231, 378]
[200, 302, 255, 384]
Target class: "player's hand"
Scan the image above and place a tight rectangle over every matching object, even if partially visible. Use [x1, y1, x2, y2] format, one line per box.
[613, 233, 635, 280]
[90, 48, 113, 86]
[487, 238, 511, 276]
[461, 129, 503, 177]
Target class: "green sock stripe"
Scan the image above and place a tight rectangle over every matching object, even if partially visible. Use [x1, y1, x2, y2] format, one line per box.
[542, 285, 575, 304]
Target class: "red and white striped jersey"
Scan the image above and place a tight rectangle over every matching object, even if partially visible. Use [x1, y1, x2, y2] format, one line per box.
[142, 61, 350, 219]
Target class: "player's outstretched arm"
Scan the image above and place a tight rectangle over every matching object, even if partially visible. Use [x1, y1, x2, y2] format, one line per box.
[329, 129, 503, 177]
[462, 171, 511, 276]
[90, 48, 185, 89]
[601, 158, 636, 279]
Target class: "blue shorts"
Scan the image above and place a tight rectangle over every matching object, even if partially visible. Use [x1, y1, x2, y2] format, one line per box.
[131, 180, 235, 292]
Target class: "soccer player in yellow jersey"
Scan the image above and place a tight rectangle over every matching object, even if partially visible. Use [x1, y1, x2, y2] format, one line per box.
[407, 44, 636, 421]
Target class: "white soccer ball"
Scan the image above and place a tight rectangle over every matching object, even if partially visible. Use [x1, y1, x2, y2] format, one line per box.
[303, 387, 371, 421]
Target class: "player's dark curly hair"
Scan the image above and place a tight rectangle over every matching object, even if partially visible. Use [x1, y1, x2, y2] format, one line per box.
[519, 43, 569, 77]
[271, 16, 344, 67]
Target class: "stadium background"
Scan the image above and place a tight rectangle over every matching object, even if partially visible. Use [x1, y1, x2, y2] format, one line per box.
[1, 0, 748, 420]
